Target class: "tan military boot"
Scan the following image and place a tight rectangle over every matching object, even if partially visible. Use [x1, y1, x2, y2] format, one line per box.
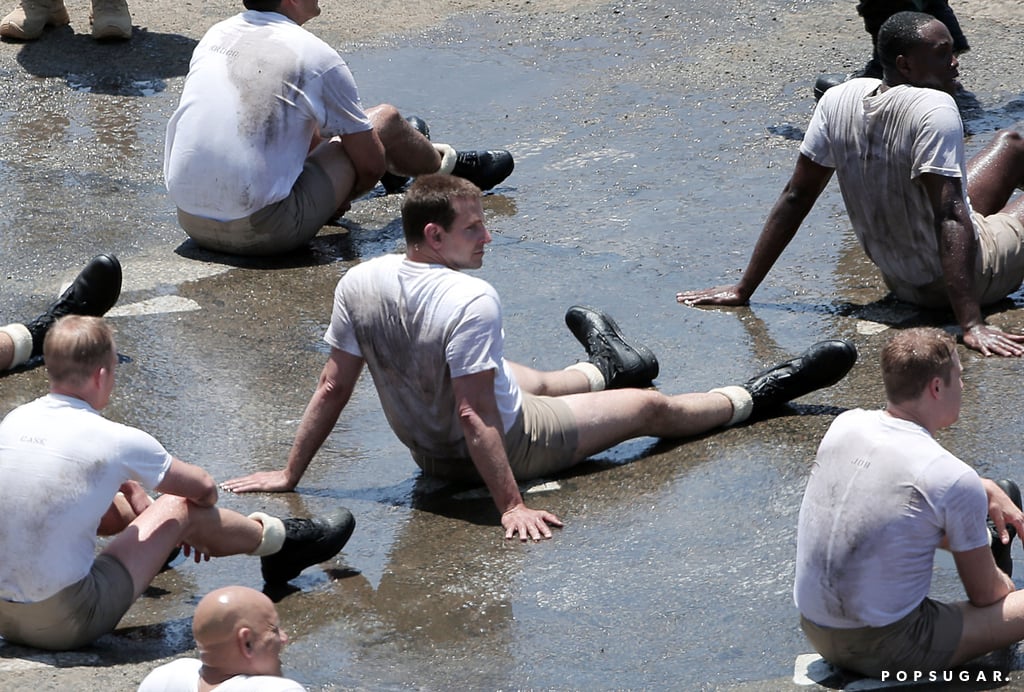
[0, 0, 70, 40]
[90, 0, 130, 40]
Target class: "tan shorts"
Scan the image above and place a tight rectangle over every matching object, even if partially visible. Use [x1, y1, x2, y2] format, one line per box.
[177, 158, 338, 256]
[412, 395, 580, 483]
[0, 554, 135, 651]
[884, 212, 1024, 308]
[800, 598, 963, 678]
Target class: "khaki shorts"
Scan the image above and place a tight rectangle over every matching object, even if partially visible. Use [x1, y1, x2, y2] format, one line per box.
[412, 394, 580, 482]
[0, 554, 135, 651]
[885, 212, 1024, 308]
[177, 158, 338, 256]
[800, 598, 963, 678]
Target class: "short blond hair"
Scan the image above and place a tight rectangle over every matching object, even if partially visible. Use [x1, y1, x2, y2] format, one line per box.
[880, 327, 956, 404]
[44, 315, 116, 387]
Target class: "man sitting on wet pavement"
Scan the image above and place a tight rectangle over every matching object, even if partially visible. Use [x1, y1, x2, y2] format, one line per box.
[1, 253, 122, 374]
[0, 316, 354, 651]
[222, 173, 857, 541]
[139, 585, 305, 691]
[163, 0, 514, 257]
[795, 327, 1024, 679]
[678, 12, 1024, 358]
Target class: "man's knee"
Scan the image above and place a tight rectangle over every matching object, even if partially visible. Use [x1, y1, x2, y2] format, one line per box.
[993, 129, 1024, 152]
[367, 103, 401, 129]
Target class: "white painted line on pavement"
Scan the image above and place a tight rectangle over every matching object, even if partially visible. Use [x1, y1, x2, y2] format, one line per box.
[107, 295, 202, 317]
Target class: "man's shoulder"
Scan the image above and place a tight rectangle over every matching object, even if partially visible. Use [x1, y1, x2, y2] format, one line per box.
[138, 657, 202, 691]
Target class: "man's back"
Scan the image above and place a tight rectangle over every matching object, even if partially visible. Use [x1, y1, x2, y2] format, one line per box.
[802, 79, 968, 288]
[324, 254, 522, 460]
[0, 394, 171, 602]
[164, 11, 370, 221]
[794, 408, 988, 628]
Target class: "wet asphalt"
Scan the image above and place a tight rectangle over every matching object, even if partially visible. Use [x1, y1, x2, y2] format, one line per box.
[3, 0, 1024, 689]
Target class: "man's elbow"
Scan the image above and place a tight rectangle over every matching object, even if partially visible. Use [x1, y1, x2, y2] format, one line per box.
[967, 580, 1014, 608]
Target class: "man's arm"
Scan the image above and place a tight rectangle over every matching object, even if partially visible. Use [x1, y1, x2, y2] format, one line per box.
[676, 154, 833, 306]
[953, 544, 1015, 607]
[920, 172, 1024, 357]
[451, 369, 563, 541]
[222, 348, 365, 493]
[154, 458, 219, 508]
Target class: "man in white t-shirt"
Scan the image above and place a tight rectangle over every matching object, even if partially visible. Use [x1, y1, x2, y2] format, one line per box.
[0, 316, 355, 651]
[794, 327, 1024, 677]
[164, 0, 514, 257]
[678, 11, 1024, 358]
[222, 173, 858, 541]
[139, 585, 305, 692]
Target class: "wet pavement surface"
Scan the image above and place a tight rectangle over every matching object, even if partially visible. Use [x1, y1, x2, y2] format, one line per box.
[4, 0, 1024, 689]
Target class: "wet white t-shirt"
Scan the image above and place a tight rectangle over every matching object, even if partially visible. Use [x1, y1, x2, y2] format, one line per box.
[165, 11, 372, 221]
[0, 394, 172, 602]
[138, 658, 306, 691]
[325, 253, 523, 460]
[801, 79, 973, 288]
[794, 408, 990, 628]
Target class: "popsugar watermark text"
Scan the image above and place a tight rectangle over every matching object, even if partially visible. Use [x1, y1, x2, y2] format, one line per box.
[880, 670, 1004, 683]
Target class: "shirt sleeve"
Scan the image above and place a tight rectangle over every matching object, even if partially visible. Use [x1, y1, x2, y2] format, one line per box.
[116, 425, 174, 491]
[942, 470, 992, 554]
[911, 99, 964, 179]
[324, 276, 362, 357]
[445, 291, 504, 378]
[317, 62, 373, 138]
[799, 95, 835, 168]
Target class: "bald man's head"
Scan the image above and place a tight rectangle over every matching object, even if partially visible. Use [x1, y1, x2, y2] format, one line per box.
[193, 586, 287, 679]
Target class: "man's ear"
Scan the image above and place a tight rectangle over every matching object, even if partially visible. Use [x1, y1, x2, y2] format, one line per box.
[424, 222, 445, 248]
[894, 53, 912, 80]
[236, 627, 255, 658]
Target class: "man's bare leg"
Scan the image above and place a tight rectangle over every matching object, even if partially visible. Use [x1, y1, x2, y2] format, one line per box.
[102, 495, 263, 599]
[951, 591, 1024, 665]
[508, 361, 592, 397]
[367, 104, 441, 177]
[0, 332, 14, 370]
[967, 129, 1024, 217]
[563, 389, 734, 460]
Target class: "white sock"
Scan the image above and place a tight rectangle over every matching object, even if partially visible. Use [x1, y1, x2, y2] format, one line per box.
[565, 361, 605, 391]
[709, 386, 753, 427]
[434, 143, 458, 174]
[247, 512, 286, 556]
[1, 323, 33, 369]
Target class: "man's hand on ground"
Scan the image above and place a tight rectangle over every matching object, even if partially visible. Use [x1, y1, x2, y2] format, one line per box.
[220, 470, 296, 494]
[676, 284, 749, 307]
[963, 324, 1024, 357]
[502, 503, 564, 541]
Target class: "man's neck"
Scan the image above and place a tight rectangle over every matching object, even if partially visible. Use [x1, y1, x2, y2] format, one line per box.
[884, 403, 935, 436]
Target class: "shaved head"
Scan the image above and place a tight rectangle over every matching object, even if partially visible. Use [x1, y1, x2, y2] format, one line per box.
[193, 586, 287, 679]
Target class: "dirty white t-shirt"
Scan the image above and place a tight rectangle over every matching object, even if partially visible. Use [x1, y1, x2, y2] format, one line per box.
[794, 408, 989, 628]
[801, 79, 972, 289]
[138, 658, 306, 691]
[325, 253, 523, 460]
[0, 394, 172, 603]
[165, 10, 372, 221]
